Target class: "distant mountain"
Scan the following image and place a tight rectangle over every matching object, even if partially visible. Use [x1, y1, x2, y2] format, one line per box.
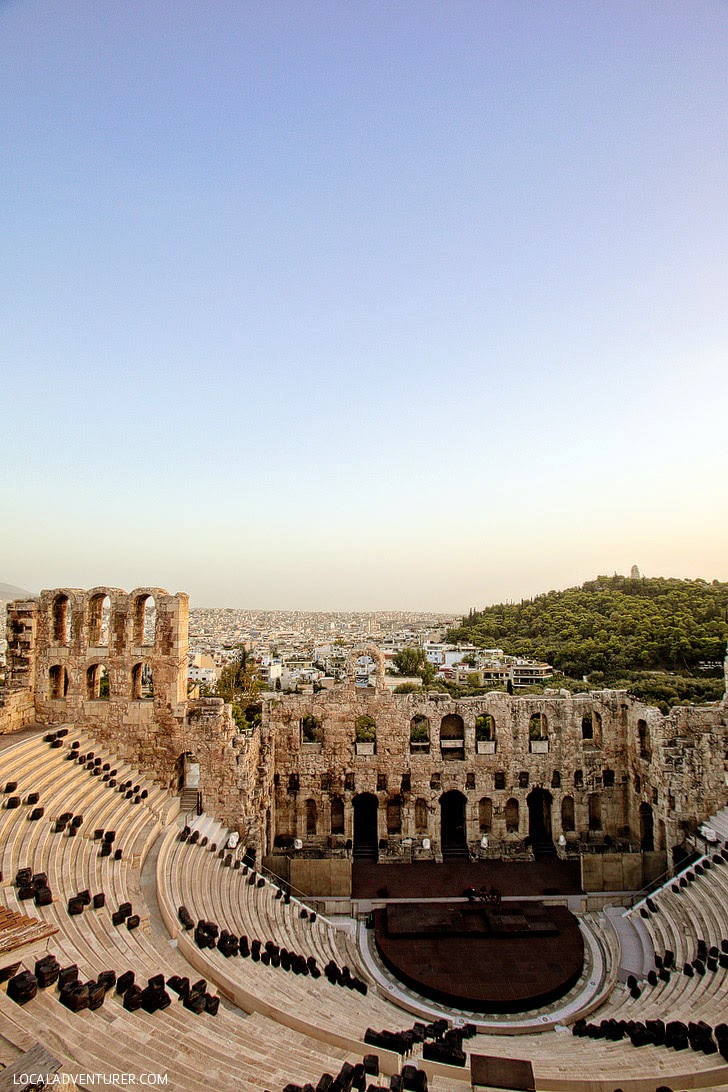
[0, 582, 34, 600]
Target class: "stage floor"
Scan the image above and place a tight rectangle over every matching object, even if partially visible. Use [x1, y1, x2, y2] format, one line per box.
[353, 857, 583, 900]
[373, 900, 584, 1012]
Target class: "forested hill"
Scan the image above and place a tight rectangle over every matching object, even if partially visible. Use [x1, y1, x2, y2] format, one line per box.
[448, 576, 728, 679]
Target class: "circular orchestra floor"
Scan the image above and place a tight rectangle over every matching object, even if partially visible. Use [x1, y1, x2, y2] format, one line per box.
[373, 900, 584, 1012]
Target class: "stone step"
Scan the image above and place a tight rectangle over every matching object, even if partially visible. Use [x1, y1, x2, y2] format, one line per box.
[179, 787, 199, 812]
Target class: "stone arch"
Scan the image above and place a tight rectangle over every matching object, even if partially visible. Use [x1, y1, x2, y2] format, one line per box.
[346, 644, 385, 688]
[86, 588, 119, 648]
[561, 795, 575, 832]
[355, 714, 376, 745]
[305, 798, 318, 836]
[86, 663, 110, 701]
[440, 714, 465, 760]
[439, 790, 467, 855]
[131, 661, 153, 700]
[175, 751, 200, 792]
[353, 793, 378, 858]
[52, 593, 71, 645]
[478, 797, 493, 833]
[414, 797, 428, 833]
[475, 713, 495, 741]
[131, 592, 157, 647]
[49, 664, 69, 699]
[410, 714, 430, 750]
[527, 788, 552, 845]
[505, 798, 520, 834]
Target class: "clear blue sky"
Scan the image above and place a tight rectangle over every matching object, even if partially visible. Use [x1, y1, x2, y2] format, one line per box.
[2, 1, 727, 611]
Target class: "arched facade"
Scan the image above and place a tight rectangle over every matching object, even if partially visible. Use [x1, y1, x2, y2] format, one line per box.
[3, 590, 728, 873]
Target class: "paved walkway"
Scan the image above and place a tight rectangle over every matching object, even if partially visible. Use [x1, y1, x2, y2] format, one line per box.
[604, 904, 655, 980]
[0, 722, 47, 752]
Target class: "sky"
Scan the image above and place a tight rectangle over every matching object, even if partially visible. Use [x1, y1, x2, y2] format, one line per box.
[1, 0, 727, 612]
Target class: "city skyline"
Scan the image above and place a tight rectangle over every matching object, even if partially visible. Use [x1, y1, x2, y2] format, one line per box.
[2, 2, 727, 611]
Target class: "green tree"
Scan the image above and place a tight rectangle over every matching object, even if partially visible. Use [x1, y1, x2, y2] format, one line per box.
[392, 647, 436, 685]
[216, 648, 261, 731]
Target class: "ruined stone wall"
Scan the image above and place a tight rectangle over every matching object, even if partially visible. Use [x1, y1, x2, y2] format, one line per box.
[2, 590, 726, 867]
[0, 588, 263, 846]
[0, 599, 39, 734]
[264, 680, 728, 860]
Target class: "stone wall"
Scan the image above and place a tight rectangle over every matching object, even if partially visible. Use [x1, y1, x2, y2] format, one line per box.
[0, 587, 262, 845]
[0, 598, 39, 734]
[2, 588, 727, 872]
[264, 678, 728, 862]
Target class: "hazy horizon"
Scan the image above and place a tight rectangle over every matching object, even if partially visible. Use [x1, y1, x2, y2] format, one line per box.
[3, 565, 727, 617]
[3, 2, 727, 611]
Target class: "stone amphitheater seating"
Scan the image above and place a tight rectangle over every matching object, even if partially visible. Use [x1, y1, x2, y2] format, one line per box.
[2, 726, 728, 1092]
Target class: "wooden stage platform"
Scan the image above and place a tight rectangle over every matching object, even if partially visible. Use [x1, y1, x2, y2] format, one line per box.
[373, 900, 584, 1012]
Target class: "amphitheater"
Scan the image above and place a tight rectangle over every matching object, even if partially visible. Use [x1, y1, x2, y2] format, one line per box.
[0, 586, 727, 1092]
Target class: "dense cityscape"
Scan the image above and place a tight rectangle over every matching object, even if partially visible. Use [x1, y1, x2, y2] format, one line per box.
[187, 605, 553, 693]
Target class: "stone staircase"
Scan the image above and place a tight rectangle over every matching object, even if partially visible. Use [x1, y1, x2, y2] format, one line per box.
[179, 786, 199, 813]
[701, 804, 728, 841]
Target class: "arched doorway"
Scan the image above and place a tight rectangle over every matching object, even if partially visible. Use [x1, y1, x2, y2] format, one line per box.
[640, 802, 654, 851]
[353, 793, 378, 859]
[176, 752, 200, 794]
[527, 788, 554, 856]
[440, 790, 467, 858]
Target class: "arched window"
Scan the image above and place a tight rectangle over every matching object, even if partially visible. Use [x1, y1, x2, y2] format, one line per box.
[475, 714, 495, 741]
[561, 796, 575, 832]
[301, 715, 322, 743]
[410, 715, 430, 750]
[131, 662, 153, 700]
[414, 798, 428, 833]
[132, 594, 156, 647]
[49, 664, 68, 699]
[86, 664, 110, 701]
[581, 713, 593, 740]
[440, 714, 465, 760]
[355, 715, 376, 743]
[479, 797, 493, 833]
[305, 799, 318, 836]
[529, 713, 544, 740]
[52, 594, 71, 646]
[386, 797, 402, 835]
[588, 793, 602, 831]
[505, 798, 519, 833]
[551, 770, 561, 789]
[88, 593, 110, 647]
[331, 797, 344, 835]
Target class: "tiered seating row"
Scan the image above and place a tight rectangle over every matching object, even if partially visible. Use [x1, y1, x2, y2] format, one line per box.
[157, 816, 405, 1075]
[0, 733, 373, 1092]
